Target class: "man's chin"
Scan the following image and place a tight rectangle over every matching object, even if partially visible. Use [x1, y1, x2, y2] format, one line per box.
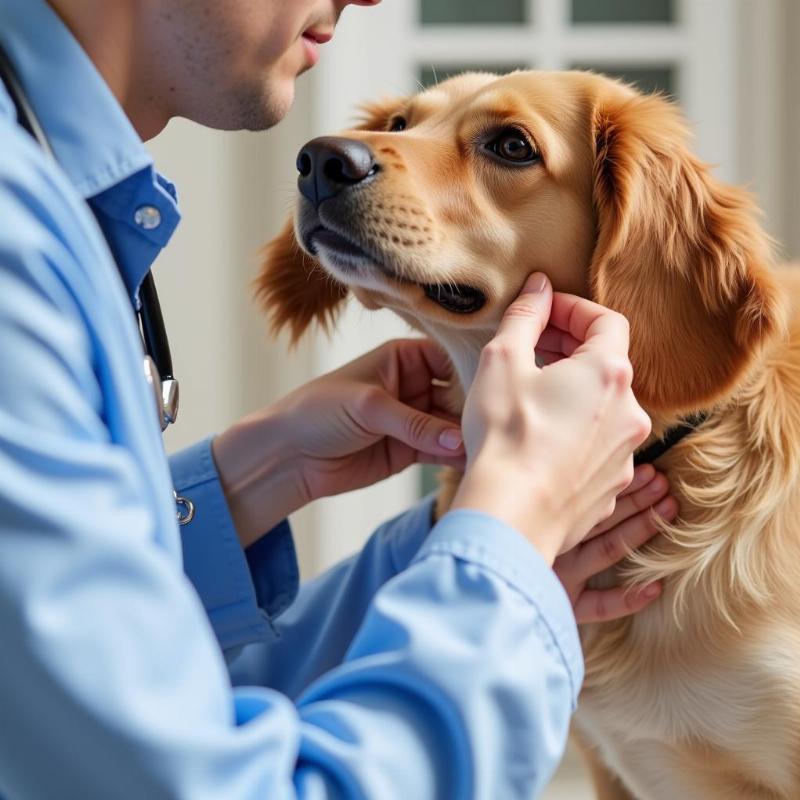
[223, 80, 294, 132]
[247, 70, 299, 130]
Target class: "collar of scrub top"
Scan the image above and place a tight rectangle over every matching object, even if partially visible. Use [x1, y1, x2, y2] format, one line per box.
[0, 0, 182, 297]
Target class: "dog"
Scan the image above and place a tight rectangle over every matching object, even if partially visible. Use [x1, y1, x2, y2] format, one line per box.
[257, 70, 800, 799]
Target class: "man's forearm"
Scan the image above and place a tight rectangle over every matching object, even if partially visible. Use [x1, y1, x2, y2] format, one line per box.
[212, 405, 309, 549]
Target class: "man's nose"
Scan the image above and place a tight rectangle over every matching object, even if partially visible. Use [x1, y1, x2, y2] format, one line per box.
[297, 136, 378, 207]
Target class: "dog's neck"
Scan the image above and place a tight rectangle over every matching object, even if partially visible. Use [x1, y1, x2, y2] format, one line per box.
[442, 338, 487, 396]
[435, 329, 716, 460]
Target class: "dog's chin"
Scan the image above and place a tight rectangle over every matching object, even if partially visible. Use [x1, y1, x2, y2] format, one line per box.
[304, 225, 488, 315]
[307, 227, 399, 289]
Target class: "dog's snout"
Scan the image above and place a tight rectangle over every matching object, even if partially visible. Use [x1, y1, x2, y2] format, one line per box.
[297, 136, 377, 207]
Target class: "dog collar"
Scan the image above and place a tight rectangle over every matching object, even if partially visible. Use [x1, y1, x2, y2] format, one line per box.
[633, 411, 710, 466]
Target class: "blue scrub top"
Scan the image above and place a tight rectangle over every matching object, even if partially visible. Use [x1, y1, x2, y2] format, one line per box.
[0, 1, 583, 797]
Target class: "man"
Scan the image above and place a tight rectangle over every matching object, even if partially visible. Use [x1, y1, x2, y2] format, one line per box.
[0, 1, 672, 797]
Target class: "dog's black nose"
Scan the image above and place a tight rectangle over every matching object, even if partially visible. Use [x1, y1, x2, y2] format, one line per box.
[297, 136, 377, 207]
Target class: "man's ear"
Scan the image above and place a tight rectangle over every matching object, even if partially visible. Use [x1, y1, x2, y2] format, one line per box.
[255, 219, 348, 344]
[589, 86, 784, 416]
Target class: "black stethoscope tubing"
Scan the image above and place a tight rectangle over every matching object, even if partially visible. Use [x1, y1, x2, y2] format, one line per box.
[0, 40, 179, 429]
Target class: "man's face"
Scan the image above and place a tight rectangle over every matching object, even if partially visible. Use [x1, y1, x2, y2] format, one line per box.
[146, 0, 378, 131]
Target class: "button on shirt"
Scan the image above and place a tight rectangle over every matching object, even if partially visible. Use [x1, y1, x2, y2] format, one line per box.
[0, 1, 584, 798]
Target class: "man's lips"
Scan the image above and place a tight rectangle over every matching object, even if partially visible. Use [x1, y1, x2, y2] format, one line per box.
[301, 30, 332, 67]
[303, 29, 333, 44]
[301, 36, 321, 67]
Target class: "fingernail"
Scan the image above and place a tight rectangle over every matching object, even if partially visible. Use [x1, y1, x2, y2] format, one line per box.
[528, 273, 548, 293]
[642, 582, 661, 599]
[438, 429, 463, 450]
[649, 474, 667, 494]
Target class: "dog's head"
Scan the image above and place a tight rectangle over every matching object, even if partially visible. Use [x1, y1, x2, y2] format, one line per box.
[258, 70, 782, 417]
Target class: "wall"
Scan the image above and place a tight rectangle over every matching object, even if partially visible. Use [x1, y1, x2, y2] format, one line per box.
[737, 0, 799, 261]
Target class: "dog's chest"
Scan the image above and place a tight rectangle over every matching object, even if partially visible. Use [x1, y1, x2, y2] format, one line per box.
[575, 612, 800, 798]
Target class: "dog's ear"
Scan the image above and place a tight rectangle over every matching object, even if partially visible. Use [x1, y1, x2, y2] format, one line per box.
[255, 219, 348, 344]
[589, 87, 784, 415]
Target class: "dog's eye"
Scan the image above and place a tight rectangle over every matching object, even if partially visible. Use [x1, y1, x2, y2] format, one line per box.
[388, 116, 407, 132]
[484, 128, 539, 165]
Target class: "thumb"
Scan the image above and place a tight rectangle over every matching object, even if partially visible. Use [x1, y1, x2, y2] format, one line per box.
[492, 272, 553, 355]
[371, 393, 464, 456]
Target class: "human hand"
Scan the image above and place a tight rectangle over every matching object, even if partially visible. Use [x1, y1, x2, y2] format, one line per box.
[213, 339, 464, 548]
[554, 464, 678, 624]
[272, 337, 465, 495]
[451, 272, 652, 564]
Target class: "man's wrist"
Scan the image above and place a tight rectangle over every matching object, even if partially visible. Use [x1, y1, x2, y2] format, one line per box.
[450, 464, 564, 565]
[211, 406, 308, 550]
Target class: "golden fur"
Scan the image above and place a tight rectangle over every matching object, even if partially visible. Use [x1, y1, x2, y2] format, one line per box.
[257, 70, 800, 799]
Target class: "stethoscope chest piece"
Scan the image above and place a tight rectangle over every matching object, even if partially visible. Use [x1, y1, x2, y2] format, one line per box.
[143, 355, 179, 432]
[143, 357, 193, 525]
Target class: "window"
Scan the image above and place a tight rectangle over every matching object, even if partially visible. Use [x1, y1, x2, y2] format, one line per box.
[572, 0, 674, 25]
[421, 0, 527, 26]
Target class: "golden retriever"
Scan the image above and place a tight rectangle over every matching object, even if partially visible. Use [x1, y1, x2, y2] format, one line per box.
[256, 70, 800, 799]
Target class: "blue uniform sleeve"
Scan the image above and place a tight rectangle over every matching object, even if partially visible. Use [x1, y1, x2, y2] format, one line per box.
[291, 510, 584, 798]
[228, 495, 438, 698]
[172, 437, 439, 697]
[0, 138, 584, 797]
[170, 438, 300, 652]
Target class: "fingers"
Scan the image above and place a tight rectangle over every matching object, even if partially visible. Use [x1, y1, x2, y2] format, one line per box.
[400, 382, 460, 419]
[489, 273, 553, 358]
[619, 463, 655, 497]
[548, 292, 630, 358]
[393, 337, 455, 390]
[364, 391, 465, 458]
[588, 466, 664, 537]
[535, 325, 582, 366]
[576, 494, 678, 580]
[417, 452, 468, 469]
[535, 325, 581, 358]
[573, 582, 662, 625]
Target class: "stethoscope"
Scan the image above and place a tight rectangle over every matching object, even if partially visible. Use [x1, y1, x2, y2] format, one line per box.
[0, 42, 195, 524]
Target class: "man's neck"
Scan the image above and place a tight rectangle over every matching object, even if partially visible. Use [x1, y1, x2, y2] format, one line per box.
[47, 0, 168, 139]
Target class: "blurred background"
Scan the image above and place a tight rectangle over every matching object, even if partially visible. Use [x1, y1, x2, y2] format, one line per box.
[150, 1, 799, 796]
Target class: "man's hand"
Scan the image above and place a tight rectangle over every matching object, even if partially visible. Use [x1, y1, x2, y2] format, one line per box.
[452, 272, 652, 564]
[213, 339, 464, 548]
[273, 338, 466, 495]
[554, 464, 678, 624]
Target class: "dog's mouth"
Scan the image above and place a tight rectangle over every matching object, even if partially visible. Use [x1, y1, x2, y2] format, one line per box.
[307, 225, 487, 315]
[421, 284, 486, 314]
[308, 227, 367, 262]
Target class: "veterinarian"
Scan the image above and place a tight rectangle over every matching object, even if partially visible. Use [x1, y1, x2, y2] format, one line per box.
[0, 0, 675, 797]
